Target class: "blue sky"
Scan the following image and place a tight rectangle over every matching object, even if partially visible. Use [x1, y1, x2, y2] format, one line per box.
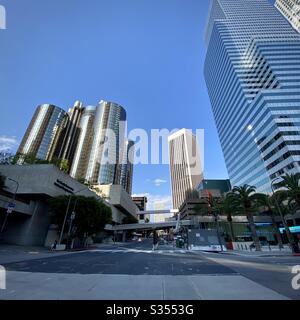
[0, 0, 231, 209]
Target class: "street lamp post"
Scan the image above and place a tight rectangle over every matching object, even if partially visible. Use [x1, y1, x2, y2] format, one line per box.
[271, 177, 298, 254]
[0, 178, 19, 234]
[58, 187, 87, 246]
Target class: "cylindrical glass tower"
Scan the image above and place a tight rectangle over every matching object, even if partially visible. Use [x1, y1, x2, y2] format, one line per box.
[85, 100, 127, 185]
[17, 104, 67, 162]
[69, 105, 96, 180]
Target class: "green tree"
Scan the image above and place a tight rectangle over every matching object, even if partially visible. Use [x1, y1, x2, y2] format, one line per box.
[258, 194, 284, 249]
[272, 189, 299, 251]
[49, 195, 112, 242]
[59, 159, 69, 173]
[192, 194, 224, 249]
[229, 185, 263, 251]
[281, 173, 300, 208]
[218, 193, 238, 242]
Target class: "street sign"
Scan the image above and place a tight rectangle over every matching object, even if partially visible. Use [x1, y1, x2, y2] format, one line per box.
[70, 212, 76, 220]
[6, 202, 15, 213]
[7, 202, 15, 210]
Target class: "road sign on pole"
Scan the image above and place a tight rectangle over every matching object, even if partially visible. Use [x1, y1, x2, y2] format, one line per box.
[6, 202, 15, 214]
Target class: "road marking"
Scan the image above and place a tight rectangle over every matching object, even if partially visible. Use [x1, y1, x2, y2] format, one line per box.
[88, 249, 191, 255]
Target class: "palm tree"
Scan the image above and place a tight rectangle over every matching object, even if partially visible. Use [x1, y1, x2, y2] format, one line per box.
[230, 185, 262, 251]
[281, 173, 300, 208]
[272, 190, 300, 251]
[258, 194, 283, 249]
[218, 193, 237, 242]
[193, 193, 224, 250]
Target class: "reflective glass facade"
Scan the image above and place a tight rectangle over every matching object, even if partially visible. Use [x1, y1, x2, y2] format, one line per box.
[17, 104, 66, 162]
[119, 139, 134, 195]
[69, 105, 96, 180]
[85, 101, 127, 185]
[204, 0, 300, 193]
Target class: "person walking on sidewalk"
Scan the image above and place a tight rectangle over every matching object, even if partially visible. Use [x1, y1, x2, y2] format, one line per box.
[51, 240, 58, 251]
[152, 231, 158, 251]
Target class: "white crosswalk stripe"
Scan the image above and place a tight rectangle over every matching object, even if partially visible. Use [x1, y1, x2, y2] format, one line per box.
[89, 249, 188, 254]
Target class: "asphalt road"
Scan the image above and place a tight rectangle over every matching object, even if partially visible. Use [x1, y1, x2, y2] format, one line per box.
[1, 239, 299, 299]
[3, 240, 236, 276]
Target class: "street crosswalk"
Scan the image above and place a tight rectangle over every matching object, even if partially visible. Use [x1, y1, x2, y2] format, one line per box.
[89, 249, 189, 255]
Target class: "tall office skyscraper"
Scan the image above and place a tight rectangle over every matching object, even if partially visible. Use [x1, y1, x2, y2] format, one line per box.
[69, 105, 96, 180]
[119, 139, 134, 195]
[17, 104, 66, 163]
[56, 101, 84, 167]
[18, 100, 133, 192]
[168, 129, 203, 210]
[276, 0, 300, 33]
[204, 0, 300, 193]
[85, 100, 127, 185]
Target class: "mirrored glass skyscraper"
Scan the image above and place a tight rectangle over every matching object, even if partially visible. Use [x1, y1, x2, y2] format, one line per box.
[17, 104, 67, 162]
[85, 100, 127, 185]
[119, 139, 134, 195]
[204, 0, 300, 192]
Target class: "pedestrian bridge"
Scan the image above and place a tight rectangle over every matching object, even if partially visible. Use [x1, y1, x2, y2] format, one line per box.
[105, 220, 191, 231]
[105, 214, 274, 232]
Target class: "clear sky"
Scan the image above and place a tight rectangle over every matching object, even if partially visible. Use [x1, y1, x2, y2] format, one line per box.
[0, 0, 231, 210]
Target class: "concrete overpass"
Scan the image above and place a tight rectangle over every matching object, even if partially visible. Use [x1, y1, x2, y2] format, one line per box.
[136, 210, 176, 215]
[105, 220, 191, 231]
[105, 215, 276, 232]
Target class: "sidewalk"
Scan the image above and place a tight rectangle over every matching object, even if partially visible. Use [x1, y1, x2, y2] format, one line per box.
[0, 244, 73, 264]
[218, 249, 294, 258]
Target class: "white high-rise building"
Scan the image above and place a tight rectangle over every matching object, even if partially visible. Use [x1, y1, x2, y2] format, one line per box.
[168, 129, 203, 210]
[275, 0, 300, 33]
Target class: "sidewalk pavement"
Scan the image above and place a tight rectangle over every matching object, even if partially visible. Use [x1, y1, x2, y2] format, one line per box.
[0, 271, 289, 300]
[0, 244, 77, 264]
[216, 249, 294, 258]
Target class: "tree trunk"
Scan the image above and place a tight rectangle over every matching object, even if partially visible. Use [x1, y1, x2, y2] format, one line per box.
[270, 214, 283, 249]
[247, 212, 261, 251]
[283, 220, 298, 253]
[227, 215, 235, 242]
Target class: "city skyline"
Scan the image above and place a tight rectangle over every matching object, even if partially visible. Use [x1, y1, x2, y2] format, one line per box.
[0, 0, 229, 210]
[1, 0, 300, 303]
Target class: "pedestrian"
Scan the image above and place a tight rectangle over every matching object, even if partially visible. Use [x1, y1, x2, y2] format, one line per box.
[152, 231, 158, 251]
[51, 240, 58, 251]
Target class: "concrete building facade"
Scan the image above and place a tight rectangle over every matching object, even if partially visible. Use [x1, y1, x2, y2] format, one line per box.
[0, 165, 137, 246]
[168, 129, 203, 210]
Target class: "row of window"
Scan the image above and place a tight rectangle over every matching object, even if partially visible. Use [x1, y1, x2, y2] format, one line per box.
[266, 150, 300, 171]
[263, 140, 300, 162]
